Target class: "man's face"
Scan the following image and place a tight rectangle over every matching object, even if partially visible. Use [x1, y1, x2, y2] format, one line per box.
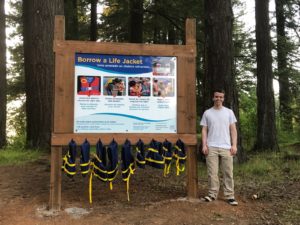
[213, 92, 224, 107]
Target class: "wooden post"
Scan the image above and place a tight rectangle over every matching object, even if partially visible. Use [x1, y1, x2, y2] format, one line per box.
[49, 146, 62, 210]
[49, 16, 65, 211]
[185, 18, 198, 198]
[186, 145, 198, 198]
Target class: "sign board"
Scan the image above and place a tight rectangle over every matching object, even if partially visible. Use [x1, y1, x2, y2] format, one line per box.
[74, 53, 177, 133]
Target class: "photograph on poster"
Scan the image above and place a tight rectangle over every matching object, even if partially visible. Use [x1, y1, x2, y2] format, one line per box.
[103, 76, 126, 96]
[152, 57, 176, 76]
[152, 78, 174, 97]
[128, 77, 151, 97]
[77, 76, 101, 96]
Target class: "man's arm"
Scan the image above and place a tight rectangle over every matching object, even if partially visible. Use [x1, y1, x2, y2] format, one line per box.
[202, 126, 209, 155]
[230, 123, 237, 155]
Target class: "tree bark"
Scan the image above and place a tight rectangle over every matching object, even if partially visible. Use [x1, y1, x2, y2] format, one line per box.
[203, 0, 245, 162]
[129, 0, 143, 43]
[23, 0, 64, 149]
[275, 0, 293, 132]
[90, 0, 97, 41]
[254, 0, 279, 151]
[0, 0, 7, 148]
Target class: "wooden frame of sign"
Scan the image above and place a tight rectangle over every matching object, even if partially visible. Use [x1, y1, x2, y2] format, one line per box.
[49, 15, 198, 210]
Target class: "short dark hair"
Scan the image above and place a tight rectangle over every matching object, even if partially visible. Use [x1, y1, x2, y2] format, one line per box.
[113, 78, 122, 84]
[213, 89, 225, 95]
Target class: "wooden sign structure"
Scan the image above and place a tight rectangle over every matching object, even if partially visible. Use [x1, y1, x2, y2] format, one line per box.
[49, 15, 198, 210]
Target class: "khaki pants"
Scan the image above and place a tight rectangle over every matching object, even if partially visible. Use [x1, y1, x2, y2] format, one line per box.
[206, 147, 234, 199]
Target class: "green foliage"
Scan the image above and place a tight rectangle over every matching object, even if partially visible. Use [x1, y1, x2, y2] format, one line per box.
[234, 145, 300, 183]
[76, 0, 91, 40]
[7, 100, 26, 140]
[0, 148, 41, 166]
[0, 134, 42, 166]
[99, 0, 203, 43]
[236, 155, 275, 178]
[239, 88, 257, 150]
[7, 0, 24, 101]
[277, 129, 300, 145]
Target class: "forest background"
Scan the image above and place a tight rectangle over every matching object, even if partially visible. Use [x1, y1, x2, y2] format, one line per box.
[1, 0, 299, 155]
[0, 0, 300, 224]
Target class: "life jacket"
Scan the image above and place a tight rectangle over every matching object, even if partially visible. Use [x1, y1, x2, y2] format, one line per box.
[173, 139, 187, 176]
[62, 139, 77, 178]
[106, 139, 119, 190]
[145, 139, 164, 169]
[78, 76, 100, 96]
[135, 139, 146, 168]
[80, 139, 91, 177]
[162, 139, 173, 177]
[121, 139, 136, 201]
[89, 139, 107, 204]
[91, 139, 107, 181]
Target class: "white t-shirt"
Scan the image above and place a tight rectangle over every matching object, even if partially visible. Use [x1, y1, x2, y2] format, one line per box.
[200, 106, 237, 149]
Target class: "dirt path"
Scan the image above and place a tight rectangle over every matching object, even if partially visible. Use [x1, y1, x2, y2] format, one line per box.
[0, 155, 294, 225]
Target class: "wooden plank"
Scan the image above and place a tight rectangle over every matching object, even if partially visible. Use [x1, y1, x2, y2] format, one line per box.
[53, 40, 196, 57]
[177, 57, 196, 134]
[185, 19, 197, 133]
[185, 19, 198, 199]
[54, 16, 65, 41]
[177, 56, 188, 134]
[185, 57, 197, 133]
[53, 52, 74, 133]
[49, 146, 62, 211]
[51, 133, 197, 146]
[185, 18, 196, 46]
[186, 145, 198, 198]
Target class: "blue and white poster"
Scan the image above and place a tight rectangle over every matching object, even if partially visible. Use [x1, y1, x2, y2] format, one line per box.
[74, 53, 177, 133]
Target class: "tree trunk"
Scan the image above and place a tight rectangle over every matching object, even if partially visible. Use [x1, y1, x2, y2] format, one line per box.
[0, 0, 7, 148]
[129, 0, 143, 43]
[203, 0, 245, 162]
[64, 0, 79, 40]
[275, 0, 293, 132]
[90, 0, 97, 41]
[168, 24, 176, 44]
[254, 0, 278, 151]
[23, 0, 64, 149]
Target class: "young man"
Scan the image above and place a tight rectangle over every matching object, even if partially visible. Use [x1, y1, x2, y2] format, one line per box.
[200, 89, 238, 206]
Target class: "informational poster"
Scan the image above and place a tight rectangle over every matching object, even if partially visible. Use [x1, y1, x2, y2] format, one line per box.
[74, 53, 177, 133]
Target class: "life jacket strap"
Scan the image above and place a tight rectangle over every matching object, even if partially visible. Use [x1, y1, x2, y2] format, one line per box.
[89, 170, 94, 204]
[163, 163, 172, 177]
[148, 148, 159, 153]
[175, 157, 185, 176]
[121, 162, 135, 201]
[145, 157, 165, 164]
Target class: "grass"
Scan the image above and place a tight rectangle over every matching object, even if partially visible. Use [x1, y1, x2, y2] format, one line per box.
[198, 143, 300, 195]
[0, 147, 42, 166]
[197, 144, 300, 223]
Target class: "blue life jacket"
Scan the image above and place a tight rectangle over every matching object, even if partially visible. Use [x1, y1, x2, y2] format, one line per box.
[174, 139, 187, 176]
[89, 139, 107, 204]
[121, 139, 136, 201]
[91, 139, 107, 181]
[62, 139, 77, 178]
[162, 139, 173, 177]
[145, 139, 164, 169]
[135, 139, 146, 168]
[80, 139, 91, 177]
[106, 139, 119, 190]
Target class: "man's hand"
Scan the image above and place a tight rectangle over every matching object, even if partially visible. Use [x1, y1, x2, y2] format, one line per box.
[230, 145, 237, 156]
[202, 145, 209, 155]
